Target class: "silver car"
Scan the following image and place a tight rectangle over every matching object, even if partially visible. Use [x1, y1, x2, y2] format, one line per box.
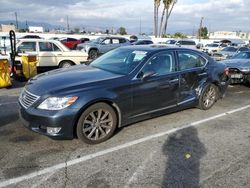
[77, 37, 131, 60]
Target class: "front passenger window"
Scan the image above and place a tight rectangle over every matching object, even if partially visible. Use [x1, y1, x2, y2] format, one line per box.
[141, 52, 175, 76]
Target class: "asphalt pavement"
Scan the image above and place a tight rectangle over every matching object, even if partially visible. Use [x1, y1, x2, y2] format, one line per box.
[0, 84, 250, 188]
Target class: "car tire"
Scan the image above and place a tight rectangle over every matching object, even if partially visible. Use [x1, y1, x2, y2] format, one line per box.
[88, 49, 98, 60]
[198, 84, 219, 110]
[59, 61, 73, 68]
[76, 102, 117, 144]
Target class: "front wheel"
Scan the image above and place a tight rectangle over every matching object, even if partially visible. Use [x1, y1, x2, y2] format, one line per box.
[59, 61, 73, 68]
[198, 84, 219, 110]
[76, 103, 117, 144]
[88, 49, 98, 60]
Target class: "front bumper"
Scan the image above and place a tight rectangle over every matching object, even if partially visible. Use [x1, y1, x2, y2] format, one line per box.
[18, 103, 79, 139]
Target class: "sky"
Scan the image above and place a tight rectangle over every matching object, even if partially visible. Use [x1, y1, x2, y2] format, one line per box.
[0, 0, 250, 34]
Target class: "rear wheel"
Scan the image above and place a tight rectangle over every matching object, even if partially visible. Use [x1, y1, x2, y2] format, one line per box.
[76, 103, 117, 144]
[59, 61, 73, 68]
[198, 84, 218, 110]
[88, 49, 98, 60]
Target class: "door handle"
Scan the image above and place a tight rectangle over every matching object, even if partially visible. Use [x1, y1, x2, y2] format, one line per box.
[198, 72, 207, 76]
[169, 78, 179, 83]
[57, 54, 62, 56]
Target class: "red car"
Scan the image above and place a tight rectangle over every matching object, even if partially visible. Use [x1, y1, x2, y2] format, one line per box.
[60, 37, 81, 49]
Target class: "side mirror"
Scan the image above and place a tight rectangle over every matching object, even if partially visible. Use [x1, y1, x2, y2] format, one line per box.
[138, 71, 156, 81]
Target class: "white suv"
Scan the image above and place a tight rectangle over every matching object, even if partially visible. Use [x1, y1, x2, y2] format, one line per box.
[16, 39, 88, 68]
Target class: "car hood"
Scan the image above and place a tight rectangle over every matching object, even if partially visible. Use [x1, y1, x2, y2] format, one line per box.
[25, 65, 124, 96]
[222, 59, 250, 68]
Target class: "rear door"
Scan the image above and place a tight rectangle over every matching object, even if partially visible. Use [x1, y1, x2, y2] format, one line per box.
[38, 42, 61, 67]
[176, 50, 208, 104]
[130, 51, 179, 118]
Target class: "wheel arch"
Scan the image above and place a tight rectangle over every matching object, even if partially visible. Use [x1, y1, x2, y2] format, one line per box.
[58, 60, 75, 67]
[73, 99, 122, 138]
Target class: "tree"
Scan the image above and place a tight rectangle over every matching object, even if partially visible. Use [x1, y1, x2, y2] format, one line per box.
[154, 0, 161, 37]
[172, 32, 187, 39]
[198, 27, 208, 39]
[160, 0, 177, 37]
[118, 27, 127, 35]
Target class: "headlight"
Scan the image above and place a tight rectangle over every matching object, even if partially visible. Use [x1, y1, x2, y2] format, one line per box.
[37, 96, 78, 110]
[239, 68, 250, 73]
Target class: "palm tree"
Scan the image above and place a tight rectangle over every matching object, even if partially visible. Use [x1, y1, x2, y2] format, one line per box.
[161, 0, 177, 37]
[154, 0, 161, 37]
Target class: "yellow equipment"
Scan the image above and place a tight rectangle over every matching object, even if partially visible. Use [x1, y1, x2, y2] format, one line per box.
[0, 56, 12, 88]
[19, 53, 38, 80]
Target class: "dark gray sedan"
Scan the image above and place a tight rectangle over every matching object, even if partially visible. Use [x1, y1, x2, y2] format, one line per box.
[221, 51, 250, 84]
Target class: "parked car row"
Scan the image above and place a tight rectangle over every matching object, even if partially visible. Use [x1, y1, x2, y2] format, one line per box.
[76, 37, 154, 60]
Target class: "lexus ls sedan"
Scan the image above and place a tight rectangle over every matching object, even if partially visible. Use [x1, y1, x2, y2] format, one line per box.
[19, 45, 229, 144]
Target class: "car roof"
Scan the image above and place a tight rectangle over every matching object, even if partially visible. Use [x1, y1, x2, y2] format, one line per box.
[119, 44, 201, 53]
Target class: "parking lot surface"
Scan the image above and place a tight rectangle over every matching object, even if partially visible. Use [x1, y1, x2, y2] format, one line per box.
[0, 84, 250, 188]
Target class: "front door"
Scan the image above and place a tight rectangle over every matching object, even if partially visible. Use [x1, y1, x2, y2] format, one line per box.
[130, 51, 179, 118]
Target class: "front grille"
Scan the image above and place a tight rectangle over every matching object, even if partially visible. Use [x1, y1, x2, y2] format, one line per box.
[19, 89, 40, 109]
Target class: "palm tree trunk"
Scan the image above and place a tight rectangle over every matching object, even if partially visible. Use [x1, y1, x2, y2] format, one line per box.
[159, 7, 166, 38]
[163, 1, 176, 36]
[154, 3, 158, 37]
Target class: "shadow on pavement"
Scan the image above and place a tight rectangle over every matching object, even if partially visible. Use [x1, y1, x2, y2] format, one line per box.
[162, 127, 206, 188]
[0, 95, 19, 127]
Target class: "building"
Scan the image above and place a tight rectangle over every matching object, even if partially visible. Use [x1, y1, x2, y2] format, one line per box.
[209, 31, 250, 40]
[28, 26, 44, 33]
[0, 24, 16, 32]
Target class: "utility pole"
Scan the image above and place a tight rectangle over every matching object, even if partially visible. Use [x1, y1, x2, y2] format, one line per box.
[25, 20, 28, 32]
[15, 12, 18, 30]
[199, 17, 204, 42]
[67, 16, 69, 32]
[139, 17, 142, 35]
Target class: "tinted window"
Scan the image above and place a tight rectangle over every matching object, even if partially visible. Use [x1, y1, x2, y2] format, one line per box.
[142, 52, 175, 76]
[119, 38, 127, 43]
[178, 51, 207, 70]
[18, 42, 36, 52]
[181, 41, 196, 45]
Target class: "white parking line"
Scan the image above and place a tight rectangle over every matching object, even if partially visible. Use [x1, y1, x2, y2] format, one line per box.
[0, 102, 18, 106]
[0, 104, 250, 188]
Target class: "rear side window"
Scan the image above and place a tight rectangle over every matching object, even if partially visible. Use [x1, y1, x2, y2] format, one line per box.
[39, 42, 62, 52]
[178, 51, 207, 71]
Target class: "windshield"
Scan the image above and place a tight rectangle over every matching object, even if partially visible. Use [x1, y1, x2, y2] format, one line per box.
[90, 48, 148, 75]
[231, 51, 250, 59]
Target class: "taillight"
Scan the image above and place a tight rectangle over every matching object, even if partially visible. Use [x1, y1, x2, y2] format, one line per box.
[224, 68, 229, 76]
